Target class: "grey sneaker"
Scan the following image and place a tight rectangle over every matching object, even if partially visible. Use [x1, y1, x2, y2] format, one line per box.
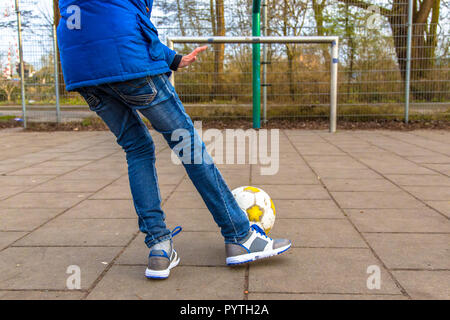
[226, 225, 291, 265]
[145, 226, 181, 279]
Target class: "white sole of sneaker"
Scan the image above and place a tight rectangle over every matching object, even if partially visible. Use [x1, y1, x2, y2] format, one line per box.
[226, 242, 291, 266]
[145, 255, 180, 279]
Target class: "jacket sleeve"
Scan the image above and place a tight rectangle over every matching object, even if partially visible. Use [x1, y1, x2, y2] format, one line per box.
[162, 44, 183, 71]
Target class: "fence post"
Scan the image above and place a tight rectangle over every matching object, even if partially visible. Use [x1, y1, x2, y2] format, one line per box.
[252, 0, 261, 129]
[262, 0, 268, 124]
[404, 0, 413, 124]
[168, 39, 175, 89]
[15, 0, 26, 128]
[330, 38, 338, 133]
[52, 23, 61, 124]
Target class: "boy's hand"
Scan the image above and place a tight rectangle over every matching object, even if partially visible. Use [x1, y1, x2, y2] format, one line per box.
[178, 46, 208, 68]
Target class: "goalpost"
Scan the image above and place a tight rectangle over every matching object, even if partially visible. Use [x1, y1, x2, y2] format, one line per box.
[167, 36, 339, 133]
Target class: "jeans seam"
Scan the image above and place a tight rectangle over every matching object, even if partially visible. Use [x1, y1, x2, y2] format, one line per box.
[213, 167, 239, 242]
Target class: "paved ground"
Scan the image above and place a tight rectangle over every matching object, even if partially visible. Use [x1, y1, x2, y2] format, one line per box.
[0, 128, 448, 300]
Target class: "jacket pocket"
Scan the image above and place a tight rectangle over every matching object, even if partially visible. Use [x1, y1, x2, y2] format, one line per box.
[136, 14, 165, 61]
[108, 76, 158, 107]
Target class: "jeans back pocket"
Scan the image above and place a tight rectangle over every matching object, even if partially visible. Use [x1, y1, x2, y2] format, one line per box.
[108, 76, 157, 108]
[77, 89, 102, 112]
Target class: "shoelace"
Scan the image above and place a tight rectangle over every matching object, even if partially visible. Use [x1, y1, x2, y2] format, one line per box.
[171, 226, 182, 237]
[149, 226, 182, 259]
[250, 224, 269, 239]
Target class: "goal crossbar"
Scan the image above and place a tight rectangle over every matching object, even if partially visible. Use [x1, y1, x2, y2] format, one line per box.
[167, 36, 339, 133]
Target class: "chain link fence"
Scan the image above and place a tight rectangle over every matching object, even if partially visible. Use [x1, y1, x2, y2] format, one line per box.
[1, 0, 448, 125]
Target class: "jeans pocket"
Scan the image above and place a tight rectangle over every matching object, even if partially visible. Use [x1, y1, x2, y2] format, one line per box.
[78, 90, 101, 112]
[108, 76, 157, 107]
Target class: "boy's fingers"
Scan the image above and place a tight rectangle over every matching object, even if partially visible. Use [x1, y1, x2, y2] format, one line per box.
[193, 46, 208, 55]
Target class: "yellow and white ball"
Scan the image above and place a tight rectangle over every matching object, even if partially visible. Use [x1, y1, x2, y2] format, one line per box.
[231, 186, 276, 234]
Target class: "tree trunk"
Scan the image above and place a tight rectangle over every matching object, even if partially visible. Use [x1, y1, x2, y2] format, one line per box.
[213, 0, 225, 99]
[339, 0, 439, 100]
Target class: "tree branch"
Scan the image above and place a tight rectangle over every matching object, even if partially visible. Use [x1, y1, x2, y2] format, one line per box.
[337, 0, 391, 17]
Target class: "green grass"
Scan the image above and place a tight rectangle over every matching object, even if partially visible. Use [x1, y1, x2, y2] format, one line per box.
[0, 115, 16, 122]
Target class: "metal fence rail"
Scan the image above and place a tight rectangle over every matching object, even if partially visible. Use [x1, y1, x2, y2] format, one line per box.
[0, 0, 448, 127]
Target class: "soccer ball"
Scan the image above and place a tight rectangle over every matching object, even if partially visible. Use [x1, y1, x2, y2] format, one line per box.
[231, 186, 276, 234]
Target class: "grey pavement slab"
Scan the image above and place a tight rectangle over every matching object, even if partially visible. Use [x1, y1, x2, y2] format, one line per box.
[346, 208, 450, 233]
[14, 217, 137, 247]
[402, 186, 450, 201]
[275, 219, 367, 248]
[331, 191, 425, 209]
[254, 184, 330, 200]
[321, 178, 398, 192]
[86, 265, 246, 300]
[0, 192, 90, 209]
[385, 174, 450, 186]
[248, 293, 407, 300]
[28, 178, 112, 193]
[426, 201, 450, 218]
[0, 290, 85, 300]
[0, 231, 27, 250]
[59, 199, 136, 219]
[364, 233, 450, 270]
[116, 231, 226, 266]
[0, 208, 63, 231]
[248, 248, 401, 294]
[392, 271, 450, 300]
[0, 247, 120, 290]
[272, 199, 345, 219]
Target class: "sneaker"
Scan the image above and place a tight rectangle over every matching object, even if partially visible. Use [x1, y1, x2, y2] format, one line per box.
[225, 225, 291, 266]
[145, 226, 182, 279]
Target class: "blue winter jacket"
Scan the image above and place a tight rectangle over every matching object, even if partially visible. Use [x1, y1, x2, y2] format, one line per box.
[57, 0, 181, 91]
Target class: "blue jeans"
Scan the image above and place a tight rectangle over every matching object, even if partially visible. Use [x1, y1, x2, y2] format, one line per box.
[77, 74, 250, 248]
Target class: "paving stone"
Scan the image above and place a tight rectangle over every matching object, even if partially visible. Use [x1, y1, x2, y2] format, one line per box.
[0, 231, 27, 250]
[272, 200, 345, 219]
[254, 185, 330, 200]
[163, 192, 207, 209]
[422, 163, 450, 175]
[116, 231, 225, 266]
[321, 178, 398, 192]
[0, 208, 63, 231]
[274, 219, 367, 248]
[364, 233, 450, 270]
[248, 293, 407, 300]
[14, 218, 137, 246]
[0, 186, 30, 200]
[346, 208, 450, 233]
[403, 186, 450, 201]
[386, 174, 450, 186]
[0, 290, 84, 300]
[0, 175, 55, 187]
[406, 155, 450, 164]
[392, 271, 450, 300]
[9, 166, 78, 176]
[164, 208, 217, 231]
[0, 192, 90, 209]
[331, 191, 424, 209]
[313, 168, 382, 179]
[86, 265, 246, 300]
[248, 248, 401, 294]
[59, 199, 135, 219]
[0, 247, 120, 290]
[426, 201, 450, 218]
[28, 179, 111, 193]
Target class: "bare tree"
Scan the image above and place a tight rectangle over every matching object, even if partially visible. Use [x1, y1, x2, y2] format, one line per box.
[338, 0, 441, 99]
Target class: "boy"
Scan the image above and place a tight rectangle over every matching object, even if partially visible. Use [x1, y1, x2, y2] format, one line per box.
[57, 0, 291, 279]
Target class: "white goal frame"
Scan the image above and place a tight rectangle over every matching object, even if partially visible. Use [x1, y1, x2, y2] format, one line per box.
[167, 36, 339, 133]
